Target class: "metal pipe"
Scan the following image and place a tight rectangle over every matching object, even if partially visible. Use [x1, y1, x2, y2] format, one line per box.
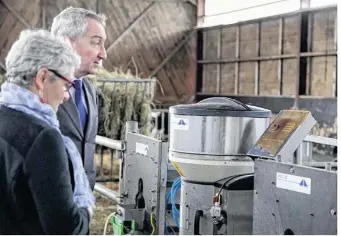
[304, 135, 337, 146]
[303, 162, 337, 168]
[95, 135, 125, 150]
[325, 162, 332, 171]
[97, 78, 157, 83]
[94, 183, 120, 204]
[125, 121, 138, 140]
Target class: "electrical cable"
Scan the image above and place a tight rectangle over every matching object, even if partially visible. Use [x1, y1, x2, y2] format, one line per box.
[166, 217, 177, 235]
[217, 173, 253, 202]
[165, 190, 172, 234]
[150, 212, 155, 235]
[103, 212, 117, 235]
[165, 177, 182, 233]
[171, 177, 181, 227]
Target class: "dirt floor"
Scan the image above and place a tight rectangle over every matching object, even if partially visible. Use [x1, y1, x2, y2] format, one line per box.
[91, 152, 120, 235]
[90, 182, 119, 235]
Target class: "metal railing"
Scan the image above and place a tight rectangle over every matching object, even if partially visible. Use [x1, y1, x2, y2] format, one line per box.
[149, 109, 169, 140]
[295, 135, 337, 168]
[94, 135, 124, 203]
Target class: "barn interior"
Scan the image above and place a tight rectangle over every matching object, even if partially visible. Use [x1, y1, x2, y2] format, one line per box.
[0, 0, 338, 235]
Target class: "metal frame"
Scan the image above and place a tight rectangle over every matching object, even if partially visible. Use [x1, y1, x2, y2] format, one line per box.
[295, 134, 338, 166]
[94, 121, 178, 234]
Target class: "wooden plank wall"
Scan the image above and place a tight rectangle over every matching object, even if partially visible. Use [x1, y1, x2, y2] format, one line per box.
[0, 0, 197, 104]
[309, 9, 337, 97]
[199, 6, 337, 98]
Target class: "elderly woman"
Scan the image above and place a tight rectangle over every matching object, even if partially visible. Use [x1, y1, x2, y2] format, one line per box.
[0, 29, 94, 234]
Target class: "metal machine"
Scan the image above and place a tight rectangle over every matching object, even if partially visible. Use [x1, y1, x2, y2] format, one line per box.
[103, 97, 337, 235]
[168, 97, 271, 235]
[249, 110, 337, 235]
[252, 158, 337, 235]
[112, 121, 180, 235]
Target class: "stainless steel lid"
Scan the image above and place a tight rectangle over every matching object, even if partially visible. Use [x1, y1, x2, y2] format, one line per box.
[169, 97, 271, 118]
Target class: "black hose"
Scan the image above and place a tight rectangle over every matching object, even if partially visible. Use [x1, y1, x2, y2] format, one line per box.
[194, 210, 203, 235]
[221, 210, 227, 222]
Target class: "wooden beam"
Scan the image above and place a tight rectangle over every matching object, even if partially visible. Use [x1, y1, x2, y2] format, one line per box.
[197, 0, 205, 26]
[0, 0, 31, 28]
[293, 13, 302, 109]
[149, 29, 197, 78]
[187, 0, 197, 6]
[278, 17, 283, 95]
[234, 25, 240, 95]
[333, 13, 337, 97]
[0, 61, 6, 72]
[216, 28, 221, 94]
[197, 51, 337, 64]
[306, 13, 312, 95]
[146, 0, 196, 6]
[41, 0, 46, 29]
[106, 2, 156, 54]
[255, 22, 260, 95]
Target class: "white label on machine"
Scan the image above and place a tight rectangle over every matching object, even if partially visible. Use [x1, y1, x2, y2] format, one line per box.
[171, 118, 189, 130]
[276, 172, 311, 195]
[136, 142, 149, 156]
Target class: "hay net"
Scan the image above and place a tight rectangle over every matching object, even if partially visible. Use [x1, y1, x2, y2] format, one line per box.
[91, 76, 156, 141]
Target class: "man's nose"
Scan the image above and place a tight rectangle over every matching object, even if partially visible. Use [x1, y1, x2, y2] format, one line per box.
[98, 45, 107, 60]
[63, 91, 70, 102]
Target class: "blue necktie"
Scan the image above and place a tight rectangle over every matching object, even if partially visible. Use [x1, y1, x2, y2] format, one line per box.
[73, 79, 86, 130]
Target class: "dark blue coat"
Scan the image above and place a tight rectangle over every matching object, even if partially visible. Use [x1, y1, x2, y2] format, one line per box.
[0, 106, 90, 234]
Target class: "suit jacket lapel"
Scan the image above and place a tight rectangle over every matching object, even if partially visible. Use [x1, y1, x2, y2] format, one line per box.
[60, 96, 84, 137]
[83, 79, 94, 140]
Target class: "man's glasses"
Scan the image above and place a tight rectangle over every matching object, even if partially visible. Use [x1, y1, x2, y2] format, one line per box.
[48, 69, 74, 92]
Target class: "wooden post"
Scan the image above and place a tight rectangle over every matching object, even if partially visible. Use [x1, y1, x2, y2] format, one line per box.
[278, 17, 283, 95]
[216, 28, 221, 94]
[306, 13, 312, 95]
[293, 13, 302, 109]
[197, 0, 205, 26]
[255, 22, 260, 95]
[234, 25, 240, 95]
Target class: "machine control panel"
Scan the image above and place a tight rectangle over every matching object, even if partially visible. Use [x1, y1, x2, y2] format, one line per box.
[247, 110, 316, 160]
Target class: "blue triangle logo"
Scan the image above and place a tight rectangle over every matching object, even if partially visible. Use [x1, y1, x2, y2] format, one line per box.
[299, 180, 308, 187]
[178, 119, 186, 125]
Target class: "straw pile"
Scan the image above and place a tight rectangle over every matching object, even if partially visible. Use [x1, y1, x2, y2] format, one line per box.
[88, 67, 156, 140]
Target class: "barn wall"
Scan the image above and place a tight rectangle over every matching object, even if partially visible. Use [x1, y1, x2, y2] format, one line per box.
[0, 0, 197, 104]
[198, 6, 337, 98]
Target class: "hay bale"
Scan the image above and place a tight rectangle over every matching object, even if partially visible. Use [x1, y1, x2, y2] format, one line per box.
[89, 68, 155, 140]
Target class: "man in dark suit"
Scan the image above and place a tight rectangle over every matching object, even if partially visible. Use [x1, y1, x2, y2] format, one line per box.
[51, 7, 107, 190]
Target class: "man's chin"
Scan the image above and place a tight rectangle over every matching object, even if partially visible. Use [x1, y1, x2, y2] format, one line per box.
[91, 65, 101, 73]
